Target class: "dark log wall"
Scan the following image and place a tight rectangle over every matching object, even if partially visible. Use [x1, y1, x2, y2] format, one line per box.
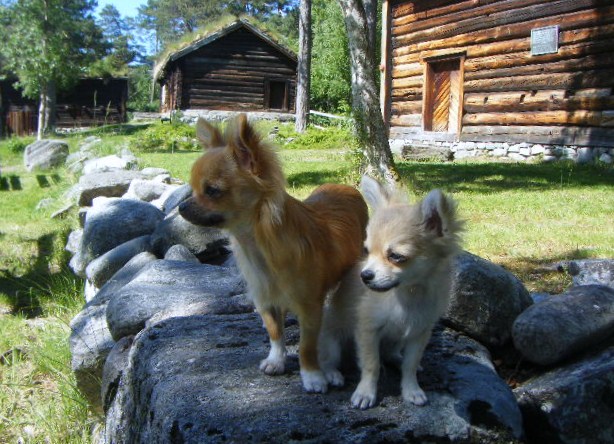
[0, 78, 127, 137]
[387, 0, 614, 146]
[163, 27, 297, 113]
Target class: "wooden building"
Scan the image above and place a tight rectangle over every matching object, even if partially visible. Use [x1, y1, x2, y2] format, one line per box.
[381, 0, 614, 148]
[0, 77, 128, 137]
[154, 19, 298, 113]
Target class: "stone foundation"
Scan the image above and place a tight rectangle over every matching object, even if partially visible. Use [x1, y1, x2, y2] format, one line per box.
[392, 139, 614, 164]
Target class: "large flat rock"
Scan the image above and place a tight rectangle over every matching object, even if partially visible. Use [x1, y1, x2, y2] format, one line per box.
[103, 315, 523, 443]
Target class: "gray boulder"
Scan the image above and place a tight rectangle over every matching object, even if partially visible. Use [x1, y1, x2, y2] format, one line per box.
[24, 139, 69, 171]
[103, 317, 523, 444]
[163, 244, 200, 263]
[445, 252, 533, 348]
[160, 183, 192, 214]
[105, 260, 249, 340]
[82, 155, 135, 175]
[77, 170, 142, 206]
[512, 285, 614, 366]
[140, 167, 170, 179]
[150, 207, 228, 260]
[86, 252, 158, 309]
[122, 178, 173, 202]
[69, 303, 115, 413]
[514, 344, 614, 444]
[70, 198, 163, 277]
[568, 259, 614, 289]
[85, 235, 153, 288]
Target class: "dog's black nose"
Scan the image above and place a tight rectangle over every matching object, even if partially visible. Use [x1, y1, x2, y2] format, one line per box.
[360, 269, 375, 283]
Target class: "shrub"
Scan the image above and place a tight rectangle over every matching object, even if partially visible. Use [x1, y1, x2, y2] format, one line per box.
[3, 136, 36, 153]
[129, 121, 199, 152]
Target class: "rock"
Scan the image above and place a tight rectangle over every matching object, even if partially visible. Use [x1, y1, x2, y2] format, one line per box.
[65, 229, 83, 255]
[512, 285, 614, 366]
[444, 252, 533, 348]
[568, 259, 614, 289]
[87, 252, 158, 309]
[122, 178, 172, 202]
[85, 235, 153, 288]
[23, 139, 69, 171]
[101, 335, 134, 414]
[160, 183, 192, 214]
[51, 202, 75, 219]
[140, 167, 170, 179]
[576, 147, 594, 164]
[82, 155, 135, 175]
[514, 345, 614, 444]
[599, 153, 613, 164]
[76, 170, 142, 206]
[103, 317, 523, 443]
[150, 207, 228, 259]
[70, 198, 163, 277]
[69, 303, 115, 412]
[105, 260, 249, 340]
[163, 244, 200, 263]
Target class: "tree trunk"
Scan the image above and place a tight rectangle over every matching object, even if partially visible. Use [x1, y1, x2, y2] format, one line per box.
[295, 0, 312, 133]
[37, 80, 57, 140]
[337, 0, 398, 185]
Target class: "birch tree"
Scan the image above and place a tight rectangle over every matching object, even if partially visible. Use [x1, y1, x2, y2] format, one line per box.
[295, 0, 312, 133]
[337, 0, 398, 184]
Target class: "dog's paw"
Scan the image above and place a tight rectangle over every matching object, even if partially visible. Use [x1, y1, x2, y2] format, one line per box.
[403, 387, 427, 406]
[324, 369, 345, 387]
[300, 369, 328, 393]
[351, 382, 377, 409]
[259, 357, 285, 375]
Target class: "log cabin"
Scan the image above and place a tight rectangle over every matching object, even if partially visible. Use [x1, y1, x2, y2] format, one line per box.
[0, 77, 128, 137]
[154, 19, 298, 114]
[381, 0, 614, 152]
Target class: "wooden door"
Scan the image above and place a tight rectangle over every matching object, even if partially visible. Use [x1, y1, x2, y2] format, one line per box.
[424, 58, 463, 134]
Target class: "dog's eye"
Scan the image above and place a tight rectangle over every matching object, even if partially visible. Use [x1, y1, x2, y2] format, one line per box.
[205, 185, 222, 199]
[387, 251, 408, 264]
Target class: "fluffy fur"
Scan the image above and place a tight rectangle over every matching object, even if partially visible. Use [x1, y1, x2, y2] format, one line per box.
[319, 175, 463, 408]
[182, 114, 368, 393]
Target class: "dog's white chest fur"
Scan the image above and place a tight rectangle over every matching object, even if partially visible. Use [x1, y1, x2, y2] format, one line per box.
[365, 286, 436, 341]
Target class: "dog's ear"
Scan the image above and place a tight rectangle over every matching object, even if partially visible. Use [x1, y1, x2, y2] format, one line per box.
[229, 113, 260, 174]
[421, 189, 454, 237]
[196, 118, 223, 149]
[360, 175, 390, 210]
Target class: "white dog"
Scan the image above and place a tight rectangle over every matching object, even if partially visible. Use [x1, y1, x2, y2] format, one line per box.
[319, 176, 463, 409]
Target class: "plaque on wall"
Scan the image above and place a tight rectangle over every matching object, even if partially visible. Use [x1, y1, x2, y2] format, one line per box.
[531, 25, 559, 56]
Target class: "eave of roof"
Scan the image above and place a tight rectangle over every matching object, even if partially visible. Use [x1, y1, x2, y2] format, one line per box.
[153, 18, 297, 82]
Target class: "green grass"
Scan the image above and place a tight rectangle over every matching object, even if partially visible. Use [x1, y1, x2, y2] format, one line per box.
[0, 122, 613, 441]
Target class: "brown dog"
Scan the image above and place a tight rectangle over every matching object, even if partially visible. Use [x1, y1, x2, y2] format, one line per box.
[181, 115, 368, 392]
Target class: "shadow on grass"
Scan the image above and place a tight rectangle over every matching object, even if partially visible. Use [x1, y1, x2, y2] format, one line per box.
[0, 231, 78, 318]
[398, 161, 614, 194]
[286, 169, 352, 189]
[496, 248, 596, 294]
[0, 175, 22, 191]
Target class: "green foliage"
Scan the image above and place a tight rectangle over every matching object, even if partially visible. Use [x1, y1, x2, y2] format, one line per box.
[276, 124, 356, 151]
[0, 0, 106, 99]
[2, 136, 35, 154]
[138, 0, 299, 49]
[310, 0, 352, 113]
[129, 121, 199, 152]
[127, 65, 160, 112]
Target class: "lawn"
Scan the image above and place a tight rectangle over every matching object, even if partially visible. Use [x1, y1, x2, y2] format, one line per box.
[0, 121, 612, 441]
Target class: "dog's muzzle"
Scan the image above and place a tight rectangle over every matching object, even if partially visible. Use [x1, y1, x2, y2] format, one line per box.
[178, 197, 225, 227]
[360, 269, 398, 292]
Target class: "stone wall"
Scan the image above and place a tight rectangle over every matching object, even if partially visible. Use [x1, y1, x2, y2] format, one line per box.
[393, 139, 614, 164]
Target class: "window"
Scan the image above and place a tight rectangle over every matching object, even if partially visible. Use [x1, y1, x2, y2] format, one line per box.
[265, 80, 289, 111]
[423, 57, 464, 134]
